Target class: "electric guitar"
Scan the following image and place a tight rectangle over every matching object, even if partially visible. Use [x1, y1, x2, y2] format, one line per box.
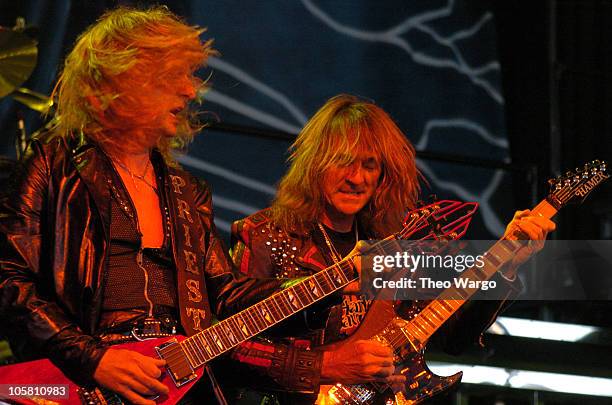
[320, 160, 609, 405]
[0, 201, 474, 404]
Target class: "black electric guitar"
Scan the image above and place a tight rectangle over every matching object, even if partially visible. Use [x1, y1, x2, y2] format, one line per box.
[321, 160, 609, 405]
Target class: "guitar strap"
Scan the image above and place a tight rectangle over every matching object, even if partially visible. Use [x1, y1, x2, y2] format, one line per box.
[165, 169, 212, 336]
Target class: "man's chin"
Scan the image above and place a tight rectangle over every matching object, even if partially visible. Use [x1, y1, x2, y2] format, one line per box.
[336, 204, 366, 216]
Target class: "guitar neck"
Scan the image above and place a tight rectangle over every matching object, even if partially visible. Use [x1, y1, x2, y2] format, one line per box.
[188, 264, 355, 367]
[395, 199, 558, 350]
[180, 234, 413, 368]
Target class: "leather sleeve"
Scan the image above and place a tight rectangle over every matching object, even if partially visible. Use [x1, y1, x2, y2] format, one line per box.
[230, 338, 323, 393]
[0, 140, 106, 386]
[224, 216, 325, 393]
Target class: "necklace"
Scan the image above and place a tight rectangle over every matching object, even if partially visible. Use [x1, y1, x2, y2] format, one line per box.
[113, 158, 157, 193]
[317, 222, 359, 264]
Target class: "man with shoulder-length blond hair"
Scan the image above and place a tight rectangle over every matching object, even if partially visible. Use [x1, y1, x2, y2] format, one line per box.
[0, 7, 288, 405]
[270, 94, 420, 239]
[226, 94, 555, 404]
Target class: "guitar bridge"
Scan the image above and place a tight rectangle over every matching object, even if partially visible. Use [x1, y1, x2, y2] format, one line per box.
[156, 338, 197, 387]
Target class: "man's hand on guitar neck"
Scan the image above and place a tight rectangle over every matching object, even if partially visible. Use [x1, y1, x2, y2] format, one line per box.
[321, 340, 406, 385]
[93, 348, 169, 405]
[501, 209, 556, 278]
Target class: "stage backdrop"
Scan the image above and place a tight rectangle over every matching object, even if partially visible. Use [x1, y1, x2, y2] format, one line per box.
[0, 0, 519, 240]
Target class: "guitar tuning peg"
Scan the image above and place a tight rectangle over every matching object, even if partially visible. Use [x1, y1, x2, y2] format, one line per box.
[548, 178, 562, 190]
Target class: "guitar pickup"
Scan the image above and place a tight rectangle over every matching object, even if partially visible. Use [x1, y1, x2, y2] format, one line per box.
[156, 338, 197, 387]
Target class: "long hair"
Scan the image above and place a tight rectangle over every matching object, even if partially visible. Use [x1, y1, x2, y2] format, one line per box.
[52, 6, 216, 163]
[272, 94, 421, 237]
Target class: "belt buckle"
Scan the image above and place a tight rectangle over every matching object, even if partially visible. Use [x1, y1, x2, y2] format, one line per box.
[131, 316, 176, 341]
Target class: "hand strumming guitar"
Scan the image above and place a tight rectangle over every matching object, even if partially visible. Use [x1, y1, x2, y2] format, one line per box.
[94, 348, 169, 405]
[321, 340, 406, 385]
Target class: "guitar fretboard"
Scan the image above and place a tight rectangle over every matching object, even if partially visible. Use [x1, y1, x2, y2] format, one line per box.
[179, 233, 417, 369]
[390, 199, 559, 351]
[194, 263, 352, 366]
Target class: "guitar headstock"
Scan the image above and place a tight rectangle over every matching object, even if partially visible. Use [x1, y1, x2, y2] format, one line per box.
[547, 160, 609, 208]
[399, 199, 479, 241]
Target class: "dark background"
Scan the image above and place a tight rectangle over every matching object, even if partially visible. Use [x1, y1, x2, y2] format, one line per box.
[1, 1, 610, 240]
[0, 1, 611, 403]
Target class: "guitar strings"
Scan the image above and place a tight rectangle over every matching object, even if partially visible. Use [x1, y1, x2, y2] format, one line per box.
[355, 168, 605, 398]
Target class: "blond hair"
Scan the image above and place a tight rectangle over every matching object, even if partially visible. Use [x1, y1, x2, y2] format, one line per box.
[52, 6, 216, 163]
[272, 94, 421, 237]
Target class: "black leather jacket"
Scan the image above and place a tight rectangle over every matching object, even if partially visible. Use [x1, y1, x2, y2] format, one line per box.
[0, 133, 282, 386]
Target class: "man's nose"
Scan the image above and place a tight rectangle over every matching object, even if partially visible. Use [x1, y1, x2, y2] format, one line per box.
[177, 75, 197, 99]
[346, 166, 365, 185]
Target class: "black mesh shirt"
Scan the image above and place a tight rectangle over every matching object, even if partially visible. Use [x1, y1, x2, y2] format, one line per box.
[101, 170, 177, 317]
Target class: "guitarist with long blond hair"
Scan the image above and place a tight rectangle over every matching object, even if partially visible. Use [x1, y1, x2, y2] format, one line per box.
[226, 94, 555, 404]
[0, 7, 296, 405]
